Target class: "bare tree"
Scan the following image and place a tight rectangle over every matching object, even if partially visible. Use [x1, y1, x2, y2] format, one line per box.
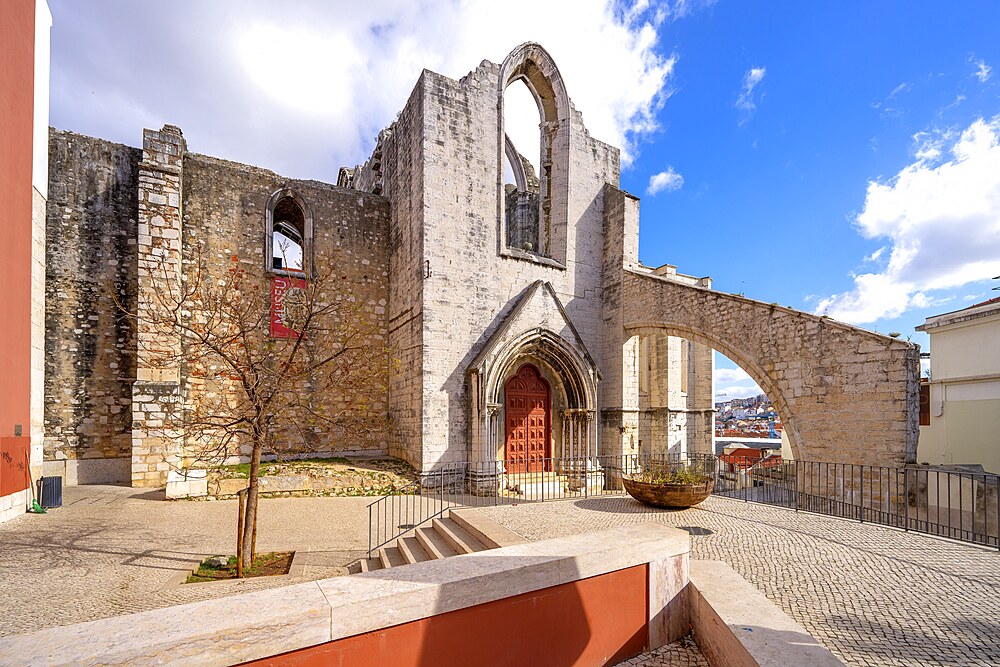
[125, 249, 393, 573]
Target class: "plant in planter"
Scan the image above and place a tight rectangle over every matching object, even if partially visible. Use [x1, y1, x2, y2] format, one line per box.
[622, 465, 715, 509]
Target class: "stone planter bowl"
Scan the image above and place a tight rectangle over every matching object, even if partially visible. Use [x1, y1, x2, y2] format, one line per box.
[622, 475, 714, 509]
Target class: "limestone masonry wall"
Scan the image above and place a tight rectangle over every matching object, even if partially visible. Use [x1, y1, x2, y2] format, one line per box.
[177, 152, 391, 465]
[622, 271, 920, 466]
[46, 127, 392, 487]
[376, 76, 426, 468]
[44, 130, 139, 483]
[410, 57, 619, 469]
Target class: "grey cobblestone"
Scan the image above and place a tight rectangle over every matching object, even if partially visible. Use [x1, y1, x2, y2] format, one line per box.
[480, 495, 1000, 667]
[620, 636, 709, 666]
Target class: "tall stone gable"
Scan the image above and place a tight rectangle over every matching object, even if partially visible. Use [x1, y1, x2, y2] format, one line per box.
[348, 43, 714, 471]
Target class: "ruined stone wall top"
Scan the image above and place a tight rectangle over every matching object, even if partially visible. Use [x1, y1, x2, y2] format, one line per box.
[44, 129, 140, 463]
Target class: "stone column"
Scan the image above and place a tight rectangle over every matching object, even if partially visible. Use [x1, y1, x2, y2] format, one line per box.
[601, 185, 641, 484]
[131, 125, 186, 488]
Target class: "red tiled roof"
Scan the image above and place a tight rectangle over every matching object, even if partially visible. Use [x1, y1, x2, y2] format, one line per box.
[959, 295, 1000, 311]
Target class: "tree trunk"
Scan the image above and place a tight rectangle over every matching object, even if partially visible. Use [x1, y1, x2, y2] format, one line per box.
[240, 436, 264, 574]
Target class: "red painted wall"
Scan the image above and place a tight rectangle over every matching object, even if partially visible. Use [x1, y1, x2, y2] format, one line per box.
[242, 565, 649, 667]
[0, 437, 31, 494]
[0, 0, 36, 441]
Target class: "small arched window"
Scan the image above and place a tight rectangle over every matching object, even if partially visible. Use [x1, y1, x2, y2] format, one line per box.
[266, 189, 312, 275]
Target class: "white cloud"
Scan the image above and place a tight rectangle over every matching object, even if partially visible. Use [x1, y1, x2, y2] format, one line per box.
[871, 81, 911, 119]
[815, 117, 1000, 324]
[49, 0, 683, 181]
[715, 367, 751, 384]
[646, 167, 684, 195]
[735, 66, 766, 122]
[864, 246, 886, 263]
[714, 367, 764, 401]
[973, 58, 992, 83]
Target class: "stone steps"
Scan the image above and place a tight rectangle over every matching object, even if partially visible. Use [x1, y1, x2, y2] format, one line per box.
[355, 508, 525, 573]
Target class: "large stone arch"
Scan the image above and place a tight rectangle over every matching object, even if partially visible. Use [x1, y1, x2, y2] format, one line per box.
[622, 270, 920, 466]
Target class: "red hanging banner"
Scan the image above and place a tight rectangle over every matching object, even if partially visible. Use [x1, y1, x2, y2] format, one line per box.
[270, 276, 307, 339]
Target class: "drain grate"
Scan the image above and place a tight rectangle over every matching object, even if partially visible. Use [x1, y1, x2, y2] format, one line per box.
[677, 526, 714, 536]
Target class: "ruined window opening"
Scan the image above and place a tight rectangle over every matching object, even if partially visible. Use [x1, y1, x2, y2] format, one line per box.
[266, 190, 312, 276]
[498, 44, 569, 267]
[503, 79, 545, 255]
[680, 340, 689, 395]
[638, 335, 650, 395]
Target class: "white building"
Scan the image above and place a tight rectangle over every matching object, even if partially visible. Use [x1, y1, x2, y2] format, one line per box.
[916, 296, 1000, 474]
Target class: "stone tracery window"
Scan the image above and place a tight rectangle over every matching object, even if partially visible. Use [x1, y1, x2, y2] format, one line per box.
[266, 189, 312, 276]
[498, 43, 570, 267]
[503, 83, 543, 254]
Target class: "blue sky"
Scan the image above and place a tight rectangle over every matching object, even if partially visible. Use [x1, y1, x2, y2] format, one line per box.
[618, 1, 1000, 399]
[48, 0, 1000, 402]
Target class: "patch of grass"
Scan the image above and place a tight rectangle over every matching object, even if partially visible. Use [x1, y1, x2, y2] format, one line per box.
[222, 462, 252, 478]
[216, 456, 357, 479]
[184, 551, 293, 583]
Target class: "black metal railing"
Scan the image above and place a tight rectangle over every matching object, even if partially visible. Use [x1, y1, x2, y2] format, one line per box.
[367, 453, 1000, 556]
[367, 452, 714, 556]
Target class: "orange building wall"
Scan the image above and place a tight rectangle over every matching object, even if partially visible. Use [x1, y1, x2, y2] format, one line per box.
[0, 0, 36, 444]
[242, 565, 650, 667]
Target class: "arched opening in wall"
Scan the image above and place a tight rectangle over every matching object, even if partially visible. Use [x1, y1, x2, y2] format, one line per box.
[631, 331, 788, 466]
[502, 79, 544, 255]
[272, 197, 304, 272]
[471, 326, 599, 484]
[266, 189, 312, 276]
[712, 351, 787, 465]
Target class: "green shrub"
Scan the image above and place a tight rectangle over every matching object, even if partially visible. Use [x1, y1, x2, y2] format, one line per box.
[628, 467, 711, 485]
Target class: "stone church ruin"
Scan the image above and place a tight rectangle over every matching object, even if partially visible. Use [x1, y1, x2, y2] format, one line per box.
[43, 43, 919, 488]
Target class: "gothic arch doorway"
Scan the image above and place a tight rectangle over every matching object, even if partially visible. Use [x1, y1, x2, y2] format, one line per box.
[504, 363, 551, 473]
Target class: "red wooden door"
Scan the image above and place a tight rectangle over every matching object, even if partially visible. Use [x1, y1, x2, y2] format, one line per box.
[504, 364, 551, 473]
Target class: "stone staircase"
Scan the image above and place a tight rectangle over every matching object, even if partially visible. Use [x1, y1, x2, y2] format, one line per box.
[357, 508, 526, 573]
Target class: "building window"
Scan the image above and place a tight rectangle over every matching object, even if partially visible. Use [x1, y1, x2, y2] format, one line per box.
[638, 335, 650, 395]
[498, 43, 570, 266]
[680, 340, 689, 395]
[503, 81, 544, 255]
[919, 382, 930, 426]
[266, 189, 312, 276]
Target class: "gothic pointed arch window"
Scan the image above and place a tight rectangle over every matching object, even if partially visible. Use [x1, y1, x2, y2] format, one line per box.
[498, 43, 571, 267]
[266, 188, 313, 276]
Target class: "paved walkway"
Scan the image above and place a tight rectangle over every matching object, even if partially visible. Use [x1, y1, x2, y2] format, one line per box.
[3, 487, 999, 666]
[479, 496, 1000, 667]
[0, 485, 371, 636]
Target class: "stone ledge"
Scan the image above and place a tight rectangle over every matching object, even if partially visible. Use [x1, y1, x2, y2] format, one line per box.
[689, 560, 845, 667]
[0, 523, 689, 666]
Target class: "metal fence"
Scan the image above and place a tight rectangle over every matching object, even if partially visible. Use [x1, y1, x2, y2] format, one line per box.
[716, 459, 1000, 549]
[367, 452, 713, 556]
[367, 453, 1000, 557]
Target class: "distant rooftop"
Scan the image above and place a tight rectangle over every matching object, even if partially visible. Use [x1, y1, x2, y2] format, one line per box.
[916, 294, 1000, 332]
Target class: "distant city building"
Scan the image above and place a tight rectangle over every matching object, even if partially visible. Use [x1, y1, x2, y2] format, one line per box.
[916, 296, 1000, 474]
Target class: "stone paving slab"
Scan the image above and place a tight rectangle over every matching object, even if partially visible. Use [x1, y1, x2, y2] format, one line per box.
[0, 485, 372, 637]
[479, 495, 1000, 667]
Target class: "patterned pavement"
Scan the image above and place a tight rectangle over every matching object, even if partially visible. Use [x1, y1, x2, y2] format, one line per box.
[479, 495, 1000, 667]
[3, 486, 999, 665]
[0, 485, 371, 637]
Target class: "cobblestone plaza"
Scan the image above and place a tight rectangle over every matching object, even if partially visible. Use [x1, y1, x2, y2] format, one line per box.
[481, 496, 1000, 666]
[2, 487, 998, 665]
